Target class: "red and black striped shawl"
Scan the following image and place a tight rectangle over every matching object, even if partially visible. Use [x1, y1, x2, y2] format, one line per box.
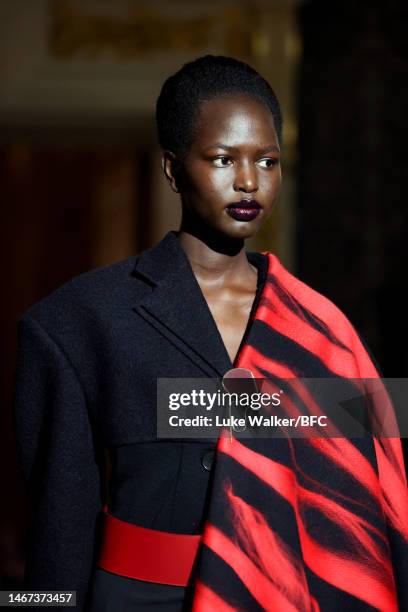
[191, 252, 408, 612]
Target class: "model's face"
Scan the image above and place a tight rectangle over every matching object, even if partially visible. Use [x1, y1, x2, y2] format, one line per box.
[166, 94, 282, 240]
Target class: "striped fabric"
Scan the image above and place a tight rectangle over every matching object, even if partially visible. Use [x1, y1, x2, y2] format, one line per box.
[191, 253, 408, 611]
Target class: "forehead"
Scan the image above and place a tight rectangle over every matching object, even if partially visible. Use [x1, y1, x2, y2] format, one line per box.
[192, 94, 278, 148]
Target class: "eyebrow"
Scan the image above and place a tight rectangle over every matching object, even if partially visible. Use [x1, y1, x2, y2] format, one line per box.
[203, 143, 280, 154]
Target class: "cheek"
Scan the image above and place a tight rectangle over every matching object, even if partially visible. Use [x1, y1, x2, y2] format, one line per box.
[190, 168, 232, 198]
[260, 169, 281, 194]
[209, 168, 236, 193]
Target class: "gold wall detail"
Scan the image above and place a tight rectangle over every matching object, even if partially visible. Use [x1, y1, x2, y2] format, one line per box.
[51, 0, 256, 60]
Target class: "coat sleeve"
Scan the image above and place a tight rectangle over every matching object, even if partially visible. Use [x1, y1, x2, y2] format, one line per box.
[13, 314, 103, 611]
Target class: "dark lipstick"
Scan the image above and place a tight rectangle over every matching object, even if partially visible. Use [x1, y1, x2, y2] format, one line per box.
[226, 199, 261, 222]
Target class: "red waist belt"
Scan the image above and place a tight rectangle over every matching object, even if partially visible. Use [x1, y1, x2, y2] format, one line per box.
[98, 509, 202, 587]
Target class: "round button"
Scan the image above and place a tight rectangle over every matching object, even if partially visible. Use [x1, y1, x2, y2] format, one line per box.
[201, 450, 215, 471]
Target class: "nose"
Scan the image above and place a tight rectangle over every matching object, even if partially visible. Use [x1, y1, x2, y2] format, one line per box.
[233, 161, 258, 194]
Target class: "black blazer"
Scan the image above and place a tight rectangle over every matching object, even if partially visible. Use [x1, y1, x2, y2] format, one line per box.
[13, 230, 266, 609]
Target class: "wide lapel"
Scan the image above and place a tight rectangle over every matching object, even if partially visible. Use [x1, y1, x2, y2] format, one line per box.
[132, 231, 233, 378]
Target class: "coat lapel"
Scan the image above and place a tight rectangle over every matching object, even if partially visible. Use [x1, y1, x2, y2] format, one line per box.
[131, 231, 234, 377]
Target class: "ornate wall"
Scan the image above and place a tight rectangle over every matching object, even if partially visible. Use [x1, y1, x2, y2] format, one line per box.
[0, 0, 301, 265]
[0, 0, 301, 585]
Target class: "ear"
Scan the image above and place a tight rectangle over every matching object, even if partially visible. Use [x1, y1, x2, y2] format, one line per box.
[162, 151, 181, 193]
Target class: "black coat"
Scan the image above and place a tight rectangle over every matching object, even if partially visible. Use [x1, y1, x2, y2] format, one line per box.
[13, 230, 263, 609]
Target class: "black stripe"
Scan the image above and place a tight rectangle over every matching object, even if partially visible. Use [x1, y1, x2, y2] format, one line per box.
[249, 319, 342, 378]
[196, 545, 266, 612]
[208, 450, 303, 556]
[305, 565, 379, 612]
[269, 273, 353, 352]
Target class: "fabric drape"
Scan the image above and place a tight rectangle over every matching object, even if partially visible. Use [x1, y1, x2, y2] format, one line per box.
[191, 252, 408, 612]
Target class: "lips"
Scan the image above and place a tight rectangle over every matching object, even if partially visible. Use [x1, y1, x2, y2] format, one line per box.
[226, 199, 261, 222]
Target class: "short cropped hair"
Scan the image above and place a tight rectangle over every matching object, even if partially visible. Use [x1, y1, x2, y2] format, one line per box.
[156, 55, 283, 159]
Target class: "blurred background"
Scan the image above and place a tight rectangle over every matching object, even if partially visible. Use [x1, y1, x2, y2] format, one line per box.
[1, 0, 407, 587]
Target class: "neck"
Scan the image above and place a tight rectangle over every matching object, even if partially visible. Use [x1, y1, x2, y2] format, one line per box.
[176, 228, 256, 284]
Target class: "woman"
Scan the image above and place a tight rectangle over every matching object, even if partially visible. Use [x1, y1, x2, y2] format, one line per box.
[14, 56, 407, 611]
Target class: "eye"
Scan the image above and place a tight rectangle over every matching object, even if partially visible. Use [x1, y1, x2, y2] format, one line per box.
[257, 158, 278, 168]
[212, 156, 232, 167]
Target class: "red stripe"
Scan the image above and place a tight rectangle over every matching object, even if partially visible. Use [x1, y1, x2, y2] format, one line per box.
[236, 344, 297, 378]
[192, 581, 238, 612]
[265, 253, 407, 482]
[193, 252, 406, 611]
[373, 439, 408, 539]
[219, 438, 398, 611]
[224, 481, 312, 610]
[201, 523, 303, 612]
[259, 292, 359, 377]
[265, 254, 363, 351]
[241, 358, 408, 541]
[236, 348, 387, 505]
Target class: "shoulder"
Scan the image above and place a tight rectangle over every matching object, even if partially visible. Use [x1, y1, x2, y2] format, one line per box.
[264, 253, 382, 376]
[265, 252, 356, 342]
[21, 255, 139, 334]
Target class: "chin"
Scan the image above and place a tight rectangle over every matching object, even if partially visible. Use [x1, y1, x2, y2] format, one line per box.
[189, 213, 261, 243]
[218, 218, 261, 241]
